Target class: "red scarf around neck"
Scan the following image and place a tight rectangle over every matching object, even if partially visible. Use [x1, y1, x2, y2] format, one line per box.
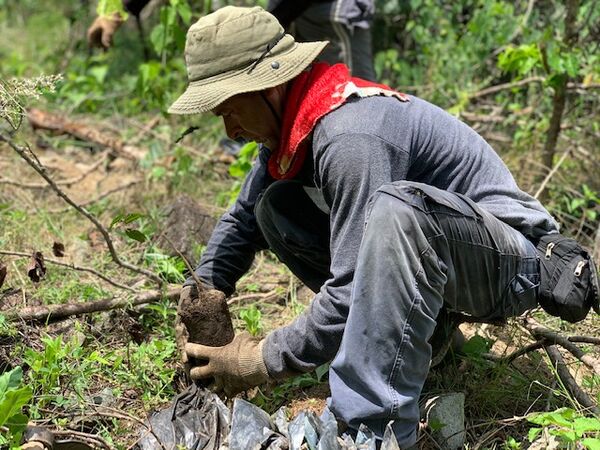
[269, 62, 409, 180]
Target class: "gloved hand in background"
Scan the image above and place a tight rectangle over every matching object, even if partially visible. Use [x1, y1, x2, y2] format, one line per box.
[185, 331, 270, 397]
[87, 13, 124, 49]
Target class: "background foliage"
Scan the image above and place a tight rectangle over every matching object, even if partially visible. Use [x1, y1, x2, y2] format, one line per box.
[0, 0, 599, 448]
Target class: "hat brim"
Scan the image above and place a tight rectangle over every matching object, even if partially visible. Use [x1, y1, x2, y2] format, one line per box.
[168, 41, 328, 114]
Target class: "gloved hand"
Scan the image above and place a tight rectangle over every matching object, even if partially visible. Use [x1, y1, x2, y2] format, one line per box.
[185, 332, 270, 397]
[87, 13, 123, 49]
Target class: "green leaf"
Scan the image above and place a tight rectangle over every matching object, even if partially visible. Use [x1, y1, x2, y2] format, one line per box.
[315, 363, 329, 382]
[88, 65, 108, 84]
[123, 213, 144, 224]
[110, 213, 124, 229]
[528, 408, 576, 428]
[0, 386, 32, 426]
[0, 367, 23, 401]
[125, 228, 147, 243]
[528, 427, 542, 442]
[573, 417, 600, 435]
[150, 24, 167, 56]
[5, 412, 27, 434]
[461, 335, 492, 357]
[582, 438, 600, 450]
[176, 1, 192, 25]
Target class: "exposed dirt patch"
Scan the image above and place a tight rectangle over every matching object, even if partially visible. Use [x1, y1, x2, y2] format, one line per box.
[287, 383, 330, 419]
[156, 194, 217, 264]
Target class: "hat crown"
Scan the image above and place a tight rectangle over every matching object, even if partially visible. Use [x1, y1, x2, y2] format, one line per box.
[184, 6, 291, 82]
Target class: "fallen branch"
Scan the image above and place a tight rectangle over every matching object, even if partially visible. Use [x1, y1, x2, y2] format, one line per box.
[544, 345, 599, 415]
[524, 318, 600, 376]
[27, 108, 143, 160]
[470, 76, 545, 100]
[0, 151, 108, 188]
[52, 429, 112, 450]
[0, 132, 162, 284]
[497, 333, 600, 366]
[4, 287, 179, 323]
[0, 250, 135, 292]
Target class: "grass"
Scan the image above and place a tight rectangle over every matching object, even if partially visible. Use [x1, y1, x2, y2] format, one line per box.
[1, 2, 599, 447]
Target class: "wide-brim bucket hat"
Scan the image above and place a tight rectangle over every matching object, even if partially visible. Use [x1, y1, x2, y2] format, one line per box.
[168, 6, 328, 114]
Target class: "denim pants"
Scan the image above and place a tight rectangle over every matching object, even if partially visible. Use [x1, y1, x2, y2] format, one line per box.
[255, 180, 539, 448]
[292, 2, 377, 81]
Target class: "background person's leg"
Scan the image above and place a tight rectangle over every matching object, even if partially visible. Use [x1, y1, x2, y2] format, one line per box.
[328, 181, 539, 448]
[293, 2, 376, 81]
[255, 180, 331, 292]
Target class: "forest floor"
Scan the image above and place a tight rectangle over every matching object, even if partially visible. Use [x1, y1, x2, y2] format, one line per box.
[1, 108, 599, 449]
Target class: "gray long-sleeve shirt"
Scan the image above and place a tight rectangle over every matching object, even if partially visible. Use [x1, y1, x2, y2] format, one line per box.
[192, 95, 558, 378]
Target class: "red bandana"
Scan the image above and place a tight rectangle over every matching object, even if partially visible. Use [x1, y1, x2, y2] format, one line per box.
[268, 62, 409, 180]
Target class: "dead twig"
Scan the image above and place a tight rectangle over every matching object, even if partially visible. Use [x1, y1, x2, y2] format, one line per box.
[227, 290, 280, 306]
[0, 250, 135, 292]
[534, 146, 571, 199]
[3, 287, 179, 323]
[0, 130, 160, 283]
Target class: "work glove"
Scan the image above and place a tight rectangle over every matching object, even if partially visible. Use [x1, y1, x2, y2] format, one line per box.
[185, 332, 270, 397]
[87, 13, 123, 49]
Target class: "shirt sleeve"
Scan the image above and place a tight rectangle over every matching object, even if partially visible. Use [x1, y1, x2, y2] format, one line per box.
[188, 147, 272, 296]
[263, 132, 410, 378]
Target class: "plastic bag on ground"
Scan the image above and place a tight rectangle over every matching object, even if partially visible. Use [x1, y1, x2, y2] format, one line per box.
[138, 385, 403, 450]
[138, 384, 229, 449]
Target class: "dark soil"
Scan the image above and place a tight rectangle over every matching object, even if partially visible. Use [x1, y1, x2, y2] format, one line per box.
[179, 287, 234, 347]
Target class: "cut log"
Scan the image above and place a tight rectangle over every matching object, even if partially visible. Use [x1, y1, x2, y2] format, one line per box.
[27, 108, 144, 160]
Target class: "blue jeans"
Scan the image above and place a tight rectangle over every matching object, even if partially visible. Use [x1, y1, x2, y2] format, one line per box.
[256, 180, 539, 448]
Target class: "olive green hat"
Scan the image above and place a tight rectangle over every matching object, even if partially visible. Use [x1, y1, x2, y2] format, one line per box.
[168, 6, 328, 114]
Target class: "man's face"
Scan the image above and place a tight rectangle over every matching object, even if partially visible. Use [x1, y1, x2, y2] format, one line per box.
[212, 92, 281, 150]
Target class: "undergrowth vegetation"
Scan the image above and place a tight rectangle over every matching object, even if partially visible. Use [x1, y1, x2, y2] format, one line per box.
[0, 0, 599, 448]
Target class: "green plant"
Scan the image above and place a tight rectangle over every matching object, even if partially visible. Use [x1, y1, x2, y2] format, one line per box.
[144, 247, 186, 283]
[220, 141, 259, 206]
[528, 408, 600, 449]
[252, 363, 329, 413]
[150, 0, 192, 62]
[239, 305, 263, 336]
[107, 338, 177, 405]
[23, 334, 96, 416]
[0, 367, 32, 448]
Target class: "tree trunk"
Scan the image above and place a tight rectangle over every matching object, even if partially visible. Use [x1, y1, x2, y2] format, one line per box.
[538, 0, 580, 203]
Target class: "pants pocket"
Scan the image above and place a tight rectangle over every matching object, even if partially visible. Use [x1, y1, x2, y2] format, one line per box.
[507, 257, 540, 316]
[377, 181, 482, 220]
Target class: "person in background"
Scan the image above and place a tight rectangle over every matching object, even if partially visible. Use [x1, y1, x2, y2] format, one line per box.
[87, 0, 376, 81]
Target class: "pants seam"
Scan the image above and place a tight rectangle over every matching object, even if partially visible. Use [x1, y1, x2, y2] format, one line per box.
[386, 242, 435, 416]
[387, 269, 421, 417]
